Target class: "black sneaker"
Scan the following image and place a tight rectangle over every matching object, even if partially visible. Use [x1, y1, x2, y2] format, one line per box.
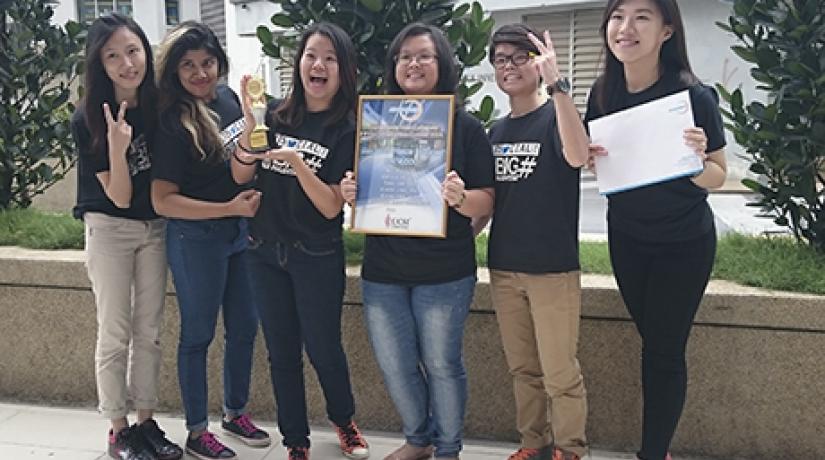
[221, 413, 271, 447]
[108, 425, 156, 460]
[137, 419, 183, 460]
[185, 432, 236, 460]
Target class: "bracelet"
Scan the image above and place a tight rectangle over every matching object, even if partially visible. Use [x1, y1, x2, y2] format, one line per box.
[233, 148, 257, 166]
[235, 141, 254, 154]
[452, 191, 467, 209]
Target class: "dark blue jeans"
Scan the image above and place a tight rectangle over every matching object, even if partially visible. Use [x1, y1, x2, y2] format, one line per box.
[246, 236, 355, 448]
[166, 218, 259, 432]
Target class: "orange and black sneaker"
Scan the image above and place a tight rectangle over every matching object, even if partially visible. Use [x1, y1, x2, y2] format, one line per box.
[332, 420, 370, 459]
[552, 447, 580, 460]
[507, 445, 552, 460]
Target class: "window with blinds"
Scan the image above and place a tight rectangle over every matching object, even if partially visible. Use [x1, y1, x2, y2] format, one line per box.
[200, 0, 226, 46]
[166, 0, 180, 26]
[275, 47, 295, 98]
[524, 8, 604, 112]
[77, 0, 133, 23]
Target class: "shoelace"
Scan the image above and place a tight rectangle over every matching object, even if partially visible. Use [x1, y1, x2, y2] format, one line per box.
[338, 423, 366, 447]
[509, 448, 540, 460]
[199, 432, 225, 455]
[233, 414, 258, 435]
[290, 447, 309, 460]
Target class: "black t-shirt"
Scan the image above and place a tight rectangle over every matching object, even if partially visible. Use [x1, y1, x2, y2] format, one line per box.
[152, 85, 246, 203]
[72, 105, 157, 220]
[487, 101, 581, 273]
[362, 110, 495, 285]
[584, 73, 726, 242]
[249, 100, 355, 243]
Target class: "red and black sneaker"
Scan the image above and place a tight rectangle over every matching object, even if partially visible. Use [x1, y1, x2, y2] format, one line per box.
[508, 445, 552, 460]
[221, 413, 271, 447]
[288, 446, 310, 460]
[332, 420, 370, 459]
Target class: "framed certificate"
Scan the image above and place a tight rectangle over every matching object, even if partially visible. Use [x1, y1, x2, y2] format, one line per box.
[350, 95, 455, 237]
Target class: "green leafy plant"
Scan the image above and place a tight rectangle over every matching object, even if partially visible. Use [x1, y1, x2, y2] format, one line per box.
[257, 0, 496, 124]
[716, 0, 825, 252]
[0, 0, 85, 209]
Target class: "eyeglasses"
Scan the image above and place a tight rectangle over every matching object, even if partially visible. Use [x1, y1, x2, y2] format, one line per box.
[492, 51, 534, 69]
[394, 52, 438, 65]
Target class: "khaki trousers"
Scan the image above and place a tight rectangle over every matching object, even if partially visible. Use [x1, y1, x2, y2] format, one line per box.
[84, 212, 167, 419]
[490, 269, 587, 457]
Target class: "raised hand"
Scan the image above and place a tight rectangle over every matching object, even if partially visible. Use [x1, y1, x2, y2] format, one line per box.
[527, 30, 562, 84]
[683, 127, 709, 160]
[103, 100, 132, 157]
[442, 170, 466, 208]
[228, 189, 262, 217]
[239, 75, 257, 135]
[340, 171, 357, 205]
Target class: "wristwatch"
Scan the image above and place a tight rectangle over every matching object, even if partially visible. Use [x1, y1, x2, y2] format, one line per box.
[547, 77, 571, 96]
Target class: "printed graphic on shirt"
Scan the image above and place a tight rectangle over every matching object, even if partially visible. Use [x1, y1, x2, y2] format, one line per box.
[219, 117, 246, 160]
[127, 134, 151, 177]
[492, 142, 540, 182]
[260, 132, 330, 176]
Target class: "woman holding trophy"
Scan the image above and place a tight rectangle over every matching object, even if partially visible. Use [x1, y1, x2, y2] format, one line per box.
[231, 23, 369, 460]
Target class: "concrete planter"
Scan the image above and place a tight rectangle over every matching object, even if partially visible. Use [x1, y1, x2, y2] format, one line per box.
[0, 247, 822, 459]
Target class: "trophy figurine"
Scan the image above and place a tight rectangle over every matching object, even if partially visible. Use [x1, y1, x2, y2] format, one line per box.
[246, 75, 269, 152]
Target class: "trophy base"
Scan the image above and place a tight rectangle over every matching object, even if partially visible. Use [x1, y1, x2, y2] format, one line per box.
[248, 129, 269, 153]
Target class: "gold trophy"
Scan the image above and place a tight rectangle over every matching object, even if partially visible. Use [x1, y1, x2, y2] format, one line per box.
[246, 75, 269, 151]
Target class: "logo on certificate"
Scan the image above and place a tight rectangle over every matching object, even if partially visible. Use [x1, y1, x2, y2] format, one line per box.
[668, 100, 689, 115]
[390, 99, 424, 122]
[385, 213, 411, 229]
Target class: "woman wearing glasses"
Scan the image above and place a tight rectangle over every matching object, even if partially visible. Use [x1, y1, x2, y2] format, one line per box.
[341, 23, 495, 460]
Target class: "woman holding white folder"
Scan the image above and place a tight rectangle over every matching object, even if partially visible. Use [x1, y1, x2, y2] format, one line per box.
[583, 1, 726, 459]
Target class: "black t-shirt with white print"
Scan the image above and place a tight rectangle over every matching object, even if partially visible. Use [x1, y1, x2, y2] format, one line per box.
[584, 72, 726, 242]
[152, 85, 246, 203]
[487, 100, 581, 273]
[72, 105, 157, 220]
[249, 99, 355, 243]
[362, 110, 496, 285]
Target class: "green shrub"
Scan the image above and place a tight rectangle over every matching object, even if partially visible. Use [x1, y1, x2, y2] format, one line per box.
[716, 0, 825, 252]
[0, 0, 85, 209]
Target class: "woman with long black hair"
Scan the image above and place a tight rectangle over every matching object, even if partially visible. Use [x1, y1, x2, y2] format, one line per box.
[72, 13, 182, 460]
[584, 1, 727, 459]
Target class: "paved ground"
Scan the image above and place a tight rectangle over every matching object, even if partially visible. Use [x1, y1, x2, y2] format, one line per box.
[0, 402, 649, 460]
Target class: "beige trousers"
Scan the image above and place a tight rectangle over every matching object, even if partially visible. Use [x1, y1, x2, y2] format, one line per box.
[84, 212, 167, 419]
[490, 269, 588, 457]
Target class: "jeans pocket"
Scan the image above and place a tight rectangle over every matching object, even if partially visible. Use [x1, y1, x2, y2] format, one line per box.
[294, 239, 341, 257]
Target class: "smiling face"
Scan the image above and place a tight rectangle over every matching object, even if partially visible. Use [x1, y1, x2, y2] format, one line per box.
[176, 48, 219, 101]
[101, 26, 146, 99]
[606, 0, 672, 69]
[299, 33, 340, 112]
[394, 34, 439, 95]
[493, 43, 539, 97]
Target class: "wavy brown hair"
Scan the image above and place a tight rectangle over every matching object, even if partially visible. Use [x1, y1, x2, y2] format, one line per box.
[155, 22, 228, 162]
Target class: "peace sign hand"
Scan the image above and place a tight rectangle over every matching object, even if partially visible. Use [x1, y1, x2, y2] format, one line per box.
[527, 31, 562, 85]
[103, 100, 132, 157]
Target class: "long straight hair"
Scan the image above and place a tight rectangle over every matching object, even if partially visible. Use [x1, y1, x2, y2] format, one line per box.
[81, 13, 157, 157]
[592, 0, 698, 113]
[155, 21, 229, 162]
[274, 22, 357, 128]
[383, 23, 460, 102]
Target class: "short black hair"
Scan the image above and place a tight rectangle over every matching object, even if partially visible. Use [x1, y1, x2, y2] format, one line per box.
[383, 23, 459, 99]
[488, 23, 541, 64]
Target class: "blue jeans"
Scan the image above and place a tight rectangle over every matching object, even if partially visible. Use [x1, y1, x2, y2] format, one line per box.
[362, 275, 476, 458]
[166, 218, 259, 432]
[246, 237, 355, 448]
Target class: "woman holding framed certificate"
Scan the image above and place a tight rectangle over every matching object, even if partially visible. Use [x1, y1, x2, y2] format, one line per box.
[341, 23, 495, 460]
[583, 1, 727, 459]
[232, 23, 370, 460]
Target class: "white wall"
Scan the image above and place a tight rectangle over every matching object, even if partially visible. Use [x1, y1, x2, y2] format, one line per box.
[50, 1, 202, 44]
[225, 0, 282, 96]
